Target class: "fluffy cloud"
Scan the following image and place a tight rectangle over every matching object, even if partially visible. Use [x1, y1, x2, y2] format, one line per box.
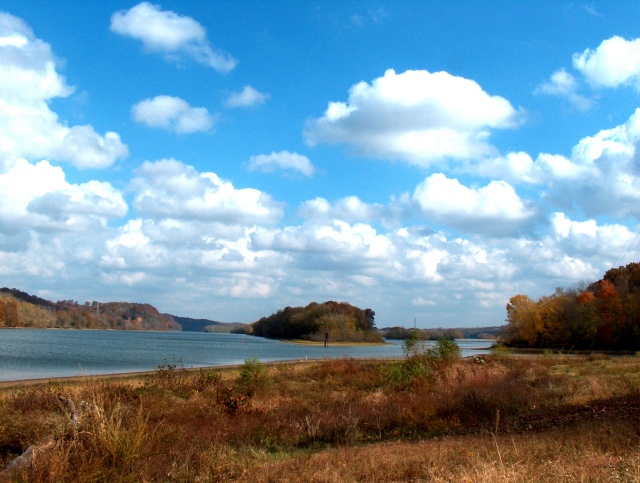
[101, 219, 167, 271]
[2, 153, 630, 326]
[225, 85, 269, 108]
[467, 107, 640, 222]
[99, 217, 285, 301]
[413, 173, 533, 236]
[573, 36, 640, 89]
[471, 151, 593, 185]
[548, 213, 635, 272]
[551, 212, 597, 238]
[110, 2, 237, 73]
[131, 159, 283, 225]
[0, 12, 128, 168]
[0, 13, 71, 100]
[131, 95, 214, 133]
[252, 220, 396, 275]
[534, 68, 593, 111]
[296, 196, 405, 229]
[554, 108, 640, 217]
[305, 68, 522, 166]
[298, 196, 379, 222]
[0, 158, 127, 235]
[248, 151, 315, 177]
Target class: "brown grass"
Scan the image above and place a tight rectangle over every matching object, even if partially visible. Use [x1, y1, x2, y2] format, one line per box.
[1, 354, 639, 481]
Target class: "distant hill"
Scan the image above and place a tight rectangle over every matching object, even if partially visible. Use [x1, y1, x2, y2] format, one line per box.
[0, 287, 178, 331]
[166, 315, 246, 333]
[0, 287, 55, 309]
[166, 315, 220, 332]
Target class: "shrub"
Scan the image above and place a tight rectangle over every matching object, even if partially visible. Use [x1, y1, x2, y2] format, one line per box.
[386, 359, 431, 390]
[490, 343, 512, 360]
[151, 356, 186, 389]
[238, 357, 270, 395]
[403, 333, 461, 362]
[429, 337, 461, 362]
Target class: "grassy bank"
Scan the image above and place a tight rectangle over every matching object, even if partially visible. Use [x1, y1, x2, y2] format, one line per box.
[1, 353, 640, 481]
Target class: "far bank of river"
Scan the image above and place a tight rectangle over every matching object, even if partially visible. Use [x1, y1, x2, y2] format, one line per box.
[0, 329, 494, 382]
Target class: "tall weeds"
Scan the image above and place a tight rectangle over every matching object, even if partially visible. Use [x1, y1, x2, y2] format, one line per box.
[1, 354, 639, 481]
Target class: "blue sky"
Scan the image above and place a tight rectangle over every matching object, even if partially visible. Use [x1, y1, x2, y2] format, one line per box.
[2, 1, 640, 327]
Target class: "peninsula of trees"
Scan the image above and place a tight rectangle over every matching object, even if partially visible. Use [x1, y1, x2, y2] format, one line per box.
[504, 262, 640, 351]
[251, 301, 381, 343]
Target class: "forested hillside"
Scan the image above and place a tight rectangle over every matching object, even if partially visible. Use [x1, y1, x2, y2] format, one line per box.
[504, 262, 640, 351]
[252, 301, 381, 342]
[0, 288, 180, 331]
[167, 314, 247, 333]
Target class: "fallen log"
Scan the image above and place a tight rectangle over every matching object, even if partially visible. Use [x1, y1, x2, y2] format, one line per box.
[0, 437, 54, 480]
[1, 395, 95, 479]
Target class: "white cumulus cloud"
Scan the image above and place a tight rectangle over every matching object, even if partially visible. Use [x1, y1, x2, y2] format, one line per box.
[298, 196, 377, 222]
[473, 151, 593, 185]
[532, 108, 640, 219]
[110, 2, 237, 73]
[0, 158, 127, 235]
[131, 159, 283, 225]
[225, 85, 269, 108]
[0, 12, 128, 168]
[131, 95, 214, 133]
[248, 151, 315, 177]
[305, 68, 522, 166]
[468, 107, 640, 220]
[413, 173, 533, 236]
[573, 36, 640, 89]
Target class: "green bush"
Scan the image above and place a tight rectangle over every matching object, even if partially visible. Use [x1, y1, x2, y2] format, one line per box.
[388, 336, 462, 389]
[429, 337, 461, 362]
[238, 357, 270, 395]
[490, 344, 512, 360]
[386, 358, 431, 390]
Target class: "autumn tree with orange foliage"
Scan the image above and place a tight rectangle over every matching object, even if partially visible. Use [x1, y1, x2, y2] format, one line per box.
[505, 262, 640, 351]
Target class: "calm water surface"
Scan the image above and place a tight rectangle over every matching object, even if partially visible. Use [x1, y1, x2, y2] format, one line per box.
[0, 329, 493, 381]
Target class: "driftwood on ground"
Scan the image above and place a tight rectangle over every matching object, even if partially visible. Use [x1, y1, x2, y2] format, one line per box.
[0, 437, 55, 479]
[1, 395, 96, 479]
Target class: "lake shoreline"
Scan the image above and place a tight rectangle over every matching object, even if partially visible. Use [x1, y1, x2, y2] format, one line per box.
[0, 329, 493, 384]
[0, 357, 384, 388]
[279, 338, 388, 346]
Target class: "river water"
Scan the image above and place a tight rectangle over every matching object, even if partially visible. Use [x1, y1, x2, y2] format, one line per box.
[0, 329, 494, 381]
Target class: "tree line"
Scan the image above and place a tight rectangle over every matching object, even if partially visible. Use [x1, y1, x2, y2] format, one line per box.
[381, 325, 502, 340]
[251, 301, 381, 343]
[504, 262, 640, 351]
[0, 288, 179, 331]
[382, 326, 464, 340]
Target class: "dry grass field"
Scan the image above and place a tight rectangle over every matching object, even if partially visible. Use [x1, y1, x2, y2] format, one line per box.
[1, 351, 640, 482]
